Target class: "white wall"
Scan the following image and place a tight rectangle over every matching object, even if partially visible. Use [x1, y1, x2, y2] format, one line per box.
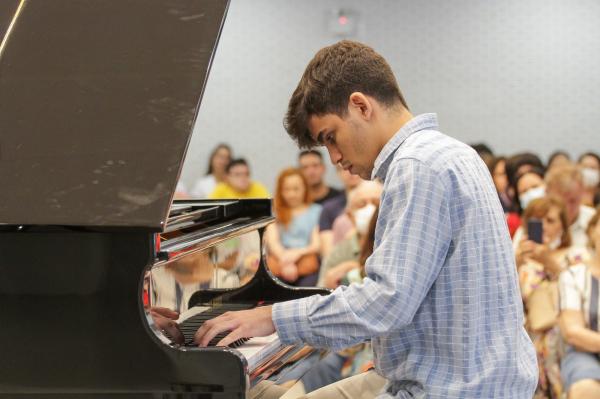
[180, 0, 600, 193]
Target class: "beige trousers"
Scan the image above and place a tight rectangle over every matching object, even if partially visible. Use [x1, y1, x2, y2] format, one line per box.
[249, 370, 387, 399]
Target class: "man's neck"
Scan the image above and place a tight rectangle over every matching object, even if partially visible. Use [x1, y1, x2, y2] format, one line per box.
[379, 108, 414, 147]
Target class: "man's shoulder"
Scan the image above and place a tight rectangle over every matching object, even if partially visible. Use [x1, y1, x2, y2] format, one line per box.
[249, 181, 269, 195]
[401, 129, 472, 161]
[316, 187, 343, 204]
[208, 183, 232, 199]
[391, 130, 480, 178]
[322, 192, 346, 211]
[308, 203, 323, 213]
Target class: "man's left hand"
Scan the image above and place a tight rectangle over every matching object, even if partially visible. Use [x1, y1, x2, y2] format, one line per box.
[150, 307, 184, 344]
[194, 305, 276, 347]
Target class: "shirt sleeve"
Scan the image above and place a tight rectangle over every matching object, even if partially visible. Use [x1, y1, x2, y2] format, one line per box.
[273, 158, 452, 350]
[254, 182, 270, 198]
[319, 206, 334, 231]
[310, 204, 323, 229]
[208, 184, 223, 199]
[559, 265, 584, 311]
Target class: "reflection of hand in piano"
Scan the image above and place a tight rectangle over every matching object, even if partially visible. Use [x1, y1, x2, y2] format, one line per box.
[150, 307, 184, 344]
[195, 305, 276, 348]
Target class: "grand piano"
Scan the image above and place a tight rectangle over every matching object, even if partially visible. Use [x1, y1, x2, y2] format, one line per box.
[0, 1, 328, 397]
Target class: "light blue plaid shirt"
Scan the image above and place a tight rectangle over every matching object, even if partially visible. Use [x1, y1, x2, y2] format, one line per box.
[273, 114, 537, 398]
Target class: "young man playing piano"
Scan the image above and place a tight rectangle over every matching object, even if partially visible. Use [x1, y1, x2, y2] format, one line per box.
[194, 41, 538, 398]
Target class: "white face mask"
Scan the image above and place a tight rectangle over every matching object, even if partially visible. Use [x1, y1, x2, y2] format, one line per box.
[520, 186, 545, 210]
[581, 168, 600, 188]
[354, 203, 376, 235]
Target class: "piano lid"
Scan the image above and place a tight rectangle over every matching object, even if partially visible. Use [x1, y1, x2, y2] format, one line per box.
[0, 0, 229, 230]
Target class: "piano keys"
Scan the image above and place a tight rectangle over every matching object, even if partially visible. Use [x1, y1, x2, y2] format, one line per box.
[147, 199, 330, 389]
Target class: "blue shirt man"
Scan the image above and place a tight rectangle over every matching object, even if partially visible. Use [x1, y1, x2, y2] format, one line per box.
[273, 113, 537, 397]
[195, 40, 537, 398]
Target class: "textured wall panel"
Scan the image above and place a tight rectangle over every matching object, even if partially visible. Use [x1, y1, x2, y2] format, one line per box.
[182, 0, 600, 193]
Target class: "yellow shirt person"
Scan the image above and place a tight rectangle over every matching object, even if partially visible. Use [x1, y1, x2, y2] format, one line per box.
[208, 158, 270, 199]
[209, 181, 269, 199]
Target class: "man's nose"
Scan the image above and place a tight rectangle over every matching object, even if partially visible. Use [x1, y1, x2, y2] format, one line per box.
[325, 145, 342, 165]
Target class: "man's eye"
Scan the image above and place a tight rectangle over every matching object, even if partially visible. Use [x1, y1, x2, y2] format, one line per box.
[326, 134, 335, 144]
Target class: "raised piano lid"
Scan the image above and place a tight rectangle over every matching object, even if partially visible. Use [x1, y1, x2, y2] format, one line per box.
[0, 0, 229, 230]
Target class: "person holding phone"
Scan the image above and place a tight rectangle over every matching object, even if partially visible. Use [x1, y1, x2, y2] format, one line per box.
[516, 196, 587, 398]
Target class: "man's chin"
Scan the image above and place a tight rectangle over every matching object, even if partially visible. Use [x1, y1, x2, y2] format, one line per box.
[355, 169, 372, 180]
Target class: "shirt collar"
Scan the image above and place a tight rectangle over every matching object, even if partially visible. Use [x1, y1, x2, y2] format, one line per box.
[371, 113, 439, 181]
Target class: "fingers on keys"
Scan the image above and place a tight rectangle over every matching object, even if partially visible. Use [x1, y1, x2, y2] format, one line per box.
[194, 312, 241, 347]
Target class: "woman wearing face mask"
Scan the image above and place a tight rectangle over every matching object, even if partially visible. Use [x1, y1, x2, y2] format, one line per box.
[515, 167, 546, 214]
[577, 152, 600, 207]
[517, 196, 585, 399]
[511, 168, 548, 248]
[319, 203, 378, 289]
[265, 168, 322, 286]
[330, 181, 382, 245]
[558, 207, 600, 398]
[317, 181, 382, 288]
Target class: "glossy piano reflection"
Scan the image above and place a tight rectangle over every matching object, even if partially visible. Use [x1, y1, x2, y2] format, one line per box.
[143, 200, 331, 389]
[149, 231, 262, 312]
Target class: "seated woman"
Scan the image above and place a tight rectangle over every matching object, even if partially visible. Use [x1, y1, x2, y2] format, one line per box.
[330, 180, 383, 246]
[265, 168, 321, 286]
[512, 167, 547, 248]
[318, 181, 382, 288]
[190, 143, 232, 198]
[275, 205, 380, 394]
[516, 196, 586, 399]
[578, 152, 600, 207]
[559, 207, 600, 398]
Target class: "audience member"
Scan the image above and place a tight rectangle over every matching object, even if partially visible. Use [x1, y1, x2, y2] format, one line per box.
[209, 158, 269, 199]
[512, 167, 545, 249]
[265, 168, 321, 286]
[505, 152, 546, 193]
[516, 197, 586, 399]
[173, 181, 190, 200]
[470, 142, 495, 167]
[318, 166, 363, 257]
[558, 208, 600, 399]
[515, 167, 546, 214]
[318, 185, 381, 288]
[331, 180, 382, 245]
[298, 150, 342, 204]
[191, 143, 232, 198]
[546, 165, 595, 249]
[285, 205, 380, 395]
[578, 152, 600, 207]
[489, 156, 514, 212]
[547, 150, 572, 172]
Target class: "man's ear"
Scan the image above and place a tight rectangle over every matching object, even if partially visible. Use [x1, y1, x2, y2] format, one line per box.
[348, 92, 373, 121]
